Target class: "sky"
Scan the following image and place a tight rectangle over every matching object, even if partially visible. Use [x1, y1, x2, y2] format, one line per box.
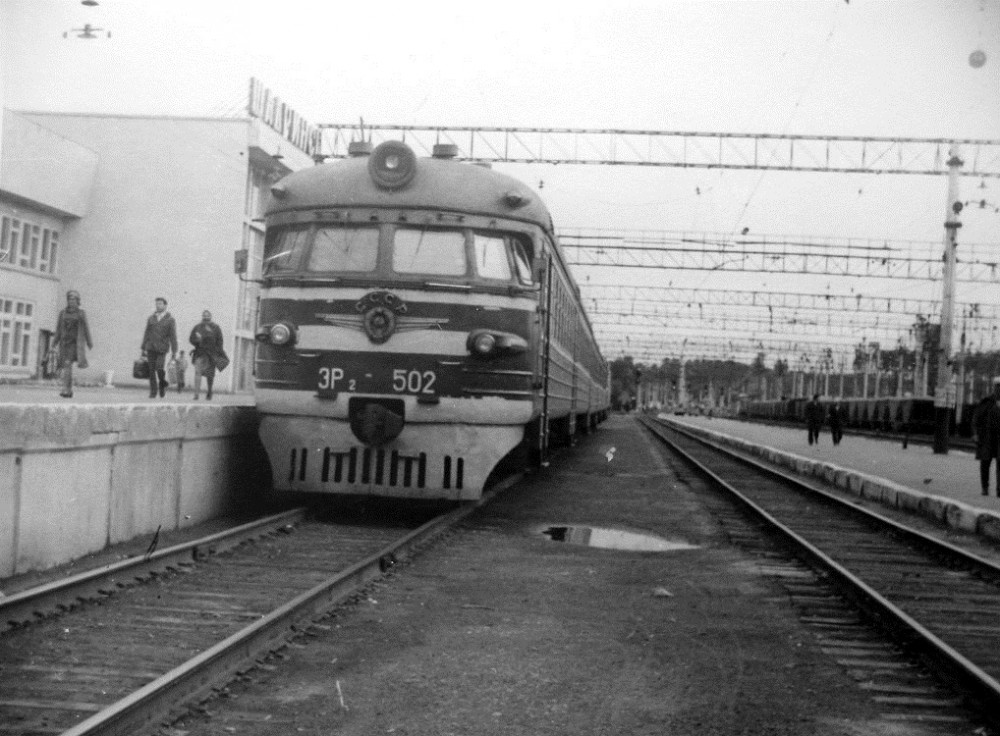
[2, 0, 998, 364]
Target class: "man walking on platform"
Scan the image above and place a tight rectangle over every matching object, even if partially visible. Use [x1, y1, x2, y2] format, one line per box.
[828, 401, 844, 446]
[805, 394, 824, 446]
[973, 377, 1000, 496]
[141, 297, 178, 398]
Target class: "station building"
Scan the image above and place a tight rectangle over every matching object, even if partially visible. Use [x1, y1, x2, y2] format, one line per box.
[0, 91, 316, 392]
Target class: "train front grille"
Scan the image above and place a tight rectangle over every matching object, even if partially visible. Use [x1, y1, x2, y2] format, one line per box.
[287, 446, 464, 490]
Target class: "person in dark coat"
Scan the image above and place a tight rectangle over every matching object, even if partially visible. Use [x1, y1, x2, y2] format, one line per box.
[828, 401, 844, 446]
[141, 297, 178, 398]
[973, 378, 1000, 496]
[805, 394, 824, 445]
[189, 310, 228, 400]
[53, 290, 93, 398]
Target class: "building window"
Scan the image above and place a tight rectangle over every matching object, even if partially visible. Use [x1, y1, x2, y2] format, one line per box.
[0, 298, 34, 369]
[40, 230, 59, 273]
[22, 223, 40, 269]
[0, 214, 60, 275]
[0, 216, 19, 266]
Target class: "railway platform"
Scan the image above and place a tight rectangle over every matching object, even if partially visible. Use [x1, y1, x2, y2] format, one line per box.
[0, 383, 265, 579]
[0, 382, 253, 405]
[662, 413, 1000, 540]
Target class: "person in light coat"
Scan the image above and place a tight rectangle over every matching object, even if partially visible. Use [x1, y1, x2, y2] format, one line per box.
[53, 290, 93, 398]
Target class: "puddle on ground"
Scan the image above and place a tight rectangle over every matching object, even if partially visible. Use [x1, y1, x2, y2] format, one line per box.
[541, 526, 700, 552]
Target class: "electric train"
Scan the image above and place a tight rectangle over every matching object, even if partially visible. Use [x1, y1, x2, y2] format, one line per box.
[254, 140, 610, 500]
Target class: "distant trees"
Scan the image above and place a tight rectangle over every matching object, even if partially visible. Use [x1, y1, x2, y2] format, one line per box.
[610, 338, 999, 405]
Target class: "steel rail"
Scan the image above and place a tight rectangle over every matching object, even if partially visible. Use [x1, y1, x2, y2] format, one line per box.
[0, 508, 308, 630]
[640, 415, 1000, 725]
[56, 476, 518, 736]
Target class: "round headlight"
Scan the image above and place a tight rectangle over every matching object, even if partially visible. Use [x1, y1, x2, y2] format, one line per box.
[472, 333, 496, 355]
[368, 141, 417, 189]
[270, 323, 293, 345]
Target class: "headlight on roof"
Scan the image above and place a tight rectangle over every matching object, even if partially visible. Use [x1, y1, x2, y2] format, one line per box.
[368, 140, 417, 189]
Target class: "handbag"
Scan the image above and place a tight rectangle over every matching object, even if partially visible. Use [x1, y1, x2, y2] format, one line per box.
[133, 355, 150, 380]
[166, 358, 179, 383]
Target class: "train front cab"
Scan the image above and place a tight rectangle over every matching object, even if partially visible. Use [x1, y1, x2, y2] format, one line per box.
[254, 142, 609, 500]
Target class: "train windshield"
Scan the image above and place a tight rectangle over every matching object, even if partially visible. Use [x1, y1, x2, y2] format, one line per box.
[473, 234, 512, 280]
[309, 226, 379, 272]
[393, 228, 467, 276]
[264, 223, 536, 286]
[263, 228, 309, 275]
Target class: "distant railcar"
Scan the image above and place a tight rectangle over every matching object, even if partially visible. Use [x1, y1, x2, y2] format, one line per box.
[254, 140, 610, 500]
[739, 396, 974, 439]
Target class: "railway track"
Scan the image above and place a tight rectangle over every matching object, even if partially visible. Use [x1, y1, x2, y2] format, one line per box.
[641, 415, 1000, 732]
[0, 499, 483, 736]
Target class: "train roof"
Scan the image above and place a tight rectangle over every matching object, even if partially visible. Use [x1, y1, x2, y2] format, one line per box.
[265, 141, 554, 232]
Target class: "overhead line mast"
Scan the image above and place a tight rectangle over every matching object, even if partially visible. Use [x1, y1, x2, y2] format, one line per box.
[560, 231, 1000, 282]
[316, 124, 1000, 177]
[579, 285, 999, 319]
[313, 121, 996, 440]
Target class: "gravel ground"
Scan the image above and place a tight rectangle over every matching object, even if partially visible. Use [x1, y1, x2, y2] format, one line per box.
[166, 414, 959, 736]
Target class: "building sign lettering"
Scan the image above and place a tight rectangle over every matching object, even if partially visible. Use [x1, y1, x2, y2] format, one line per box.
[248, 77, 323, 157]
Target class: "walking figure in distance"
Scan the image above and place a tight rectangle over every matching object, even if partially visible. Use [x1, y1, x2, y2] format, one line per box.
[53, 290, 93, 399]
[190, 310, 228, 400]
[973, 377, 1000, 496]
[828, 401, 844, 446]
[805, 394, 824, 446]
[140, 297, 178, 398]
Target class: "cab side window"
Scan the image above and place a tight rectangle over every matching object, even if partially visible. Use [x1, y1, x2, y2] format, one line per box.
[512, 239, 533, 285]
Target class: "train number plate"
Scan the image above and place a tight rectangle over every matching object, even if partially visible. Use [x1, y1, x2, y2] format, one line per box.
[316, 366, 437, 396]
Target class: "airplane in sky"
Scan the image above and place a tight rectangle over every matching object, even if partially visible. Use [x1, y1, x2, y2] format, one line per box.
[63, 24, 110, 39]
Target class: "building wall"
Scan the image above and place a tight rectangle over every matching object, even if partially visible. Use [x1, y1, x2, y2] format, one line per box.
[0, 109, 98, 218]
[2, 112, 314, 389]
[0, 110, 96, 380]
[22, 114, 251, 390]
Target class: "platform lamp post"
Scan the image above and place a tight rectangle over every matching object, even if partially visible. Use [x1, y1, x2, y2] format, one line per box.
[932, 145, 963, 454]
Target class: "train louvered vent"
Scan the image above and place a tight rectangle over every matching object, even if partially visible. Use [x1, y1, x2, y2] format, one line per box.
[289, 447, 309, 482]
[293, 447, 466, 490]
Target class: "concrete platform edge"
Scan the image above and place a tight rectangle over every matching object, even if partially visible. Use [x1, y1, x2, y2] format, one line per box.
[1, 404, 269, 578]
[659, 416, 1000, 543]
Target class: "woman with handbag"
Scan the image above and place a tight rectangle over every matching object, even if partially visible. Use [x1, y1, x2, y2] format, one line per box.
[53, 290, 93, 398]
[189, 310, 228, 400]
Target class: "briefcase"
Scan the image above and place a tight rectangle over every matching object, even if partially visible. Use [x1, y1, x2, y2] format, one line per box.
[133, 357, 150, 380]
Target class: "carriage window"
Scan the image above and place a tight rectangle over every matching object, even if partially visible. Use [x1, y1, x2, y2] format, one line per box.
[512, 239, 533, 285]
[309, 226, 379, 272]
[263, 228, 309, 274]
[473, 234, 512, 280]
[393, 228, 467, 276]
